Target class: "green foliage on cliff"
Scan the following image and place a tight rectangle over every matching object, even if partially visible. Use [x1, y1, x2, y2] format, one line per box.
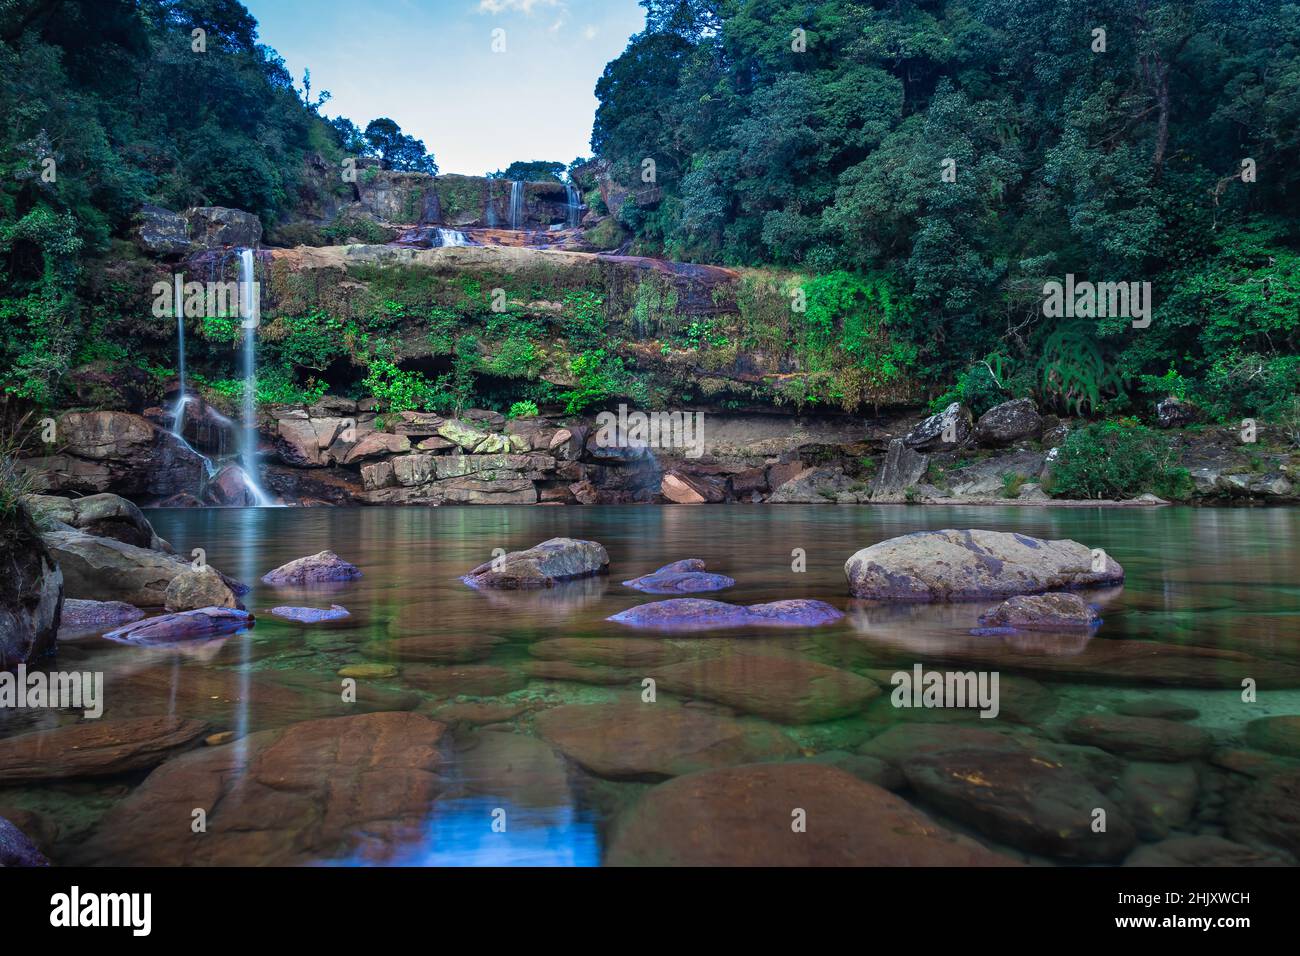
[592, 0, 1300, 419]
[1047, 421, 1193, 501]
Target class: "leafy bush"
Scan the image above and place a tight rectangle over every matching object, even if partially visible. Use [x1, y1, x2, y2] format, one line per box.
[1047, 421, 1192, 500]
[361, 359, 441, 414]
[508, 400, 540, 418]
[932, 354, 1011, 416]
[559, 349, 624, 414]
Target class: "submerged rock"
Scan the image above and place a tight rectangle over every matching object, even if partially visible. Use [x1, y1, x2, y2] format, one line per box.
[976, 592, 1099, 631]
[1120, 761, 1198, 840]
[0, 817, 48, 867]
[528, 636, 684, 668]
[651, 654, 879, 723]
[262, 550, 362, 585]
[1126, 835, 1294, 867]
[463, 537, 608, 589]
[609, 598, 843, 630]
[606, 763, 1016, 866]
[1245, 715, 1300, 758]
[1228, 768, 1300, 858]
[270, 604, 350, 623]
[622, 559, 735, 594]
[74, 712, 447, 866]
[104, 607, 253, 645]
[1063, 714, 1212, 762]
[844, 529, 1124, 602]
[0, 716, 208, 783]
[534, 701, 797, 780]
[901, 746, 1136, 862]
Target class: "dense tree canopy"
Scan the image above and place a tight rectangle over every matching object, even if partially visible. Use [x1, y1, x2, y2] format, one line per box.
[592, 0, 1300, 416]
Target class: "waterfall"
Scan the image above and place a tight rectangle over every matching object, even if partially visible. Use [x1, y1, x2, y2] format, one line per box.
[168, 273, 216, 479]
[509, 181, 524, 229]
[238, 248, 272, 506]
[565, 183, 582, 228]
[435, 228, 469, 247]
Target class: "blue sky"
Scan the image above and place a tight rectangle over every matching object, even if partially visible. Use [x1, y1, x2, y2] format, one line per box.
[244, 0, 647, 176]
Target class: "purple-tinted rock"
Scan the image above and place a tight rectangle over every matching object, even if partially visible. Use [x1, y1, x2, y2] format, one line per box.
[270, 604, 350, 623]
[262, 550, 362, 586]
[59, 598, 145, 631]
[623, 559, 735, 594]
[609, 597, 843, 631]
[104, 607, 254, 645]
[0, 817, 48, 867]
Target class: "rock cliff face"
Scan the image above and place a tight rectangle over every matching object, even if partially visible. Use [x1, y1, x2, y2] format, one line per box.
[0, 506, 63, 668]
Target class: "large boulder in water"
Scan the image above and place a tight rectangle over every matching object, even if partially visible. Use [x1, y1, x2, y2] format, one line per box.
[0, 506, 62, 668]
[24, 492, 171, 551]
[844, 529, 1123, 602]
[164, 567, 237, 612]
[43, 529, 192, 607]
[17, 411, 205, 500]
[463, 537, 608, 589]
[262, 550, 361, 585]
[105, 607, 253, 645]
[622, 559, 734, 594]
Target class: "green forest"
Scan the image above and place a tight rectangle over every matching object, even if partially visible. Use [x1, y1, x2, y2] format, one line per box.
[1, 0, 1298, 429]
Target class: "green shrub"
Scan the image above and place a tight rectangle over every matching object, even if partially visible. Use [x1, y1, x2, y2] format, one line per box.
[1047, 421, 1193, 500]
[508, 400, 540, 418]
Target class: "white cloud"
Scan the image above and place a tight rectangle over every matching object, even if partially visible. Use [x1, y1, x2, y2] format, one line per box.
[477, 0, 563, 14]
[582, 24, 598, 40]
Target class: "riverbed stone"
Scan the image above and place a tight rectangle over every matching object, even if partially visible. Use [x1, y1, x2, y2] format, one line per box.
[528, 637, 684, 668]
[902, 746, 1136, 862]
[337, 663, 397, 679]
[845, 529, 1124, 601]
[58, 598, 144, 634]
[0, 817, 48, 867]
[43, 529, 192, 607]
[75, 712, 447, 866]
[1244, 715, 1300, 758]
[164, 566, 237, 612]
[262, 550, 362, 585]
[402, 664, 526, 697]
[1120, 761, 1198, 840]
[1228, 768, 1300, 858]
[534, 700, 798, 780]
[0, 716, 208, 783]
[522, 659, 637, 686]
[651, 655, 879, 723]
[976, 592, 1099, 631]
[1125, 835, 1294, 867]
[381, 619, 505, 662]
[1113, 699, 1200, 721]
[462, 537, 608, 589]
[661, 471, 725, 504]
[1064, 714, 1212, 762]
[609, 597, 843, 630]
[606, 763, 1015, 866]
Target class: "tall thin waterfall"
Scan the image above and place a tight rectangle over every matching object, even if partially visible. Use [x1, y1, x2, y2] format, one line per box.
[169, 274, 189, 437]
[238, 248, 272, 506]
[565, 183, 582, 228]
[509, 180, 524, 229]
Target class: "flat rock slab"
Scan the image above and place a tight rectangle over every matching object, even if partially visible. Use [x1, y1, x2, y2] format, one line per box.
[623, 559, 735, 594]
[75, 712, 448, 866]
[463, 537, 608, 589]
[271, 604, 350, 623]
[976, 592, 1099, 631]
[0, 716, 208, 783]
[528, 637, 684, 668]
[59, 598, 145, 634]
[606, 763, 1017, 866]
[1245, 715, 1300, 758]
[104, 607, 253, 645]
[651, 655, 880, 723]
[533, 701, 797, 780]
[402, 665, 526, 697]
[902, 747, 1136, 862]
[262, 550, 361, 585]
[1064, 714, 1212, 762]
[845, 529, 1123, 602]
[609, 598, 843, 631]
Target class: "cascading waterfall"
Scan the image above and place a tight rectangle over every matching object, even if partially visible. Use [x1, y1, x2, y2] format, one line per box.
[435, 228, 469, 247]
[565, 183, 582, 228]
[168, 274, 217, 479]
[509, 180, 524, 229]
[238, 248, 272, 506]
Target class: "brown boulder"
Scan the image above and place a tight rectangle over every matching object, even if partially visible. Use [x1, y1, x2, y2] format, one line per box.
[0, 717, 207, 783]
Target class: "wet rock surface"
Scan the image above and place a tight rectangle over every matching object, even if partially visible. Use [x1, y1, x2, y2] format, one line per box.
[0, 817, 48, 867]
[1064, 714, 1213, 762]
[609, 597, 843, 630]
[270, 604, 350, 623]
[606, 763, 1017, 866]
[463, 537, 608, 589]
[622, 559, 735, 594]
[105, 607, 253, 645]
[977, 592, 1099, 631]
[262, 550, 362, 585]
[845, 529, 1123, 602]
[0, 717, 208, 783]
